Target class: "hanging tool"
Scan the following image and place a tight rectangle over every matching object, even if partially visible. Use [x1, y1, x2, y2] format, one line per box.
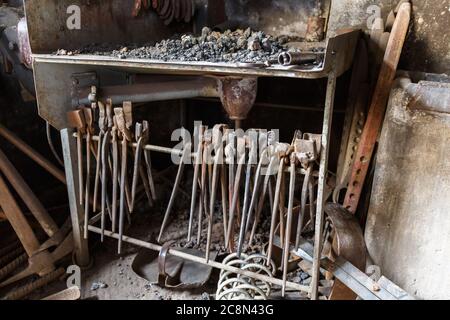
[282, 153, 296, 297]
[248, 150, 277, 248]
[142, 121, 157, 202]
[220, 150, 228, 244]
[131, 121, 153, 212]
[293, 133, 321, 250]
[205, 145, 221, 261]
[225, 137, 246, 251]
[236, 134, 253, 257]
[197, 133, 211, 245]
[115, 103, 133, 254]
[224, 129, 236, 247]
[111, 115, 119, 233]
[93, 101, 106, 213]
[266, 143, 289, 265]
[215, 125, 229, 246]
[236, 131, 262, 257]
[187, 125, 205, 242]
[157, 142, 192, 243]
[243, 131, 269, 244]
[100, 99, 113, 241]
[123, 101, 134, 214]
[83, 107, 94, 239]
[205, 125, 226, 261]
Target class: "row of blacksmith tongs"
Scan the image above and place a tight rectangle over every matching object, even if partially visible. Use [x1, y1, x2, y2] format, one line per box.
[155, 123, 321, 285]
[68, 100, 157, 254]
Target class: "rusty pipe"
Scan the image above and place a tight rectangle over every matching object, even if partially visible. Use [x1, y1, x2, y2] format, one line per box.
[77, 78, 219, 106]
[278, 51, 320, 66]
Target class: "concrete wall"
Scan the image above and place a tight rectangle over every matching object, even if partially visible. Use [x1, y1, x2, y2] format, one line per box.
[329, 0, 450, 74]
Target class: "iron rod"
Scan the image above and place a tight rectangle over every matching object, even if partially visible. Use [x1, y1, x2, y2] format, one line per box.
[310, 70, 337, 300]
[87, 225, 309, 293]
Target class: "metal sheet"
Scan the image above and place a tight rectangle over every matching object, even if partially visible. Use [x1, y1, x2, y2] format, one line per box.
[24, 0, 188, 53]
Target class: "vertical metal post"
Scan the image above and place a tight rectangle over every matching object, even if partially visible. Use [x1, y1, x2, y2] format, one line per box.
[310, 69, 337, 300]
[61, 128, 90, 266]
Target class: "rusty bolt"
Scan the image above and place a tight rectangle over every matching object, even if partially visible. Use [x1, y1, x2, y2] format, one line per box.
[8, 41, 16, 51]
[372, 283, 381, 292]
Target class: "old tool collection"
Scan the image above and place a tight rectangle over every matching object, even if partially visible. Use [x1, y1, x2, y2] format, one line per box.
[68, 101, 159, 255]
[69, 100, 331, 298]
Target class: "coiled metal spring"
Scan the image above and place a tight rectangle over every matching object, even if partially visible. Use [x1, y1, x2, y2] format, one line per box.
[216, 253, 276, 300]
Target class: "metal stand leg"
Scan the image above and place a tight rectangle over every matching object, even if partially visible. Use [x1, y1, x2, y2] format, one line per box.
[310, 70, 337, 300]
[61, 128, 90, 267]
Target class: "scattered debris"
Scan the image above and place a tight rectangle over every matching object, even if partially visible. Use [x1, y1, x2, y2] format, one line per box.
[90, 282, 108, 291]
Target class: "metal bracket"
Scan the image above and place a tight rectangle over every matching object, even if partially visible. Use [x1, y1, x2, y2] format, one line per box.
[71, 72, 99, 107]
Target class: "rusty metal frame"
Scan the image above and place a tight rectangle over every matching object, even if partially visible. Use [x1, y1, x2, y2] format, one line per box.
[61, 128, 90, 267]
[310, 60, 337, 300]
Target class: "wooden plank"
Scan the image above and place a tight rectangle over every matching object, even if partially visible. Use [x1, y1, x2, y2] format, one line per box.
[0, 174, 40, 256]
[344, 2, 411, 213]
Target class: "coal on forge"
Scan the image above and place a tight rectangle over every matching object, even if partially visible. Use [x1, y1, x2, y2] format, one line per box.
[55, 27, 324, 66]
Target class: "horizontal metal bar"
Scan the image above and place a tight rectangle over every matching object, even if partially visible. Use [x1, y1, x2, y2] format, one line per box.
[73, 133, 185, 156]
[87, 225, 310, 293]
[77, 78, 219, 106]
[191, 97, 346, 114]
[33, 54, 329, 80]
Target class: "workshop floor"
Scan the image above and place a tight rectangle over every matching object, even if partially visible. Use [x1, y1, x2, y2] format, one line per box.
[4, 169, 306, 300]
[79, 240, 211, 300]
[26, 207, 217, 300]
